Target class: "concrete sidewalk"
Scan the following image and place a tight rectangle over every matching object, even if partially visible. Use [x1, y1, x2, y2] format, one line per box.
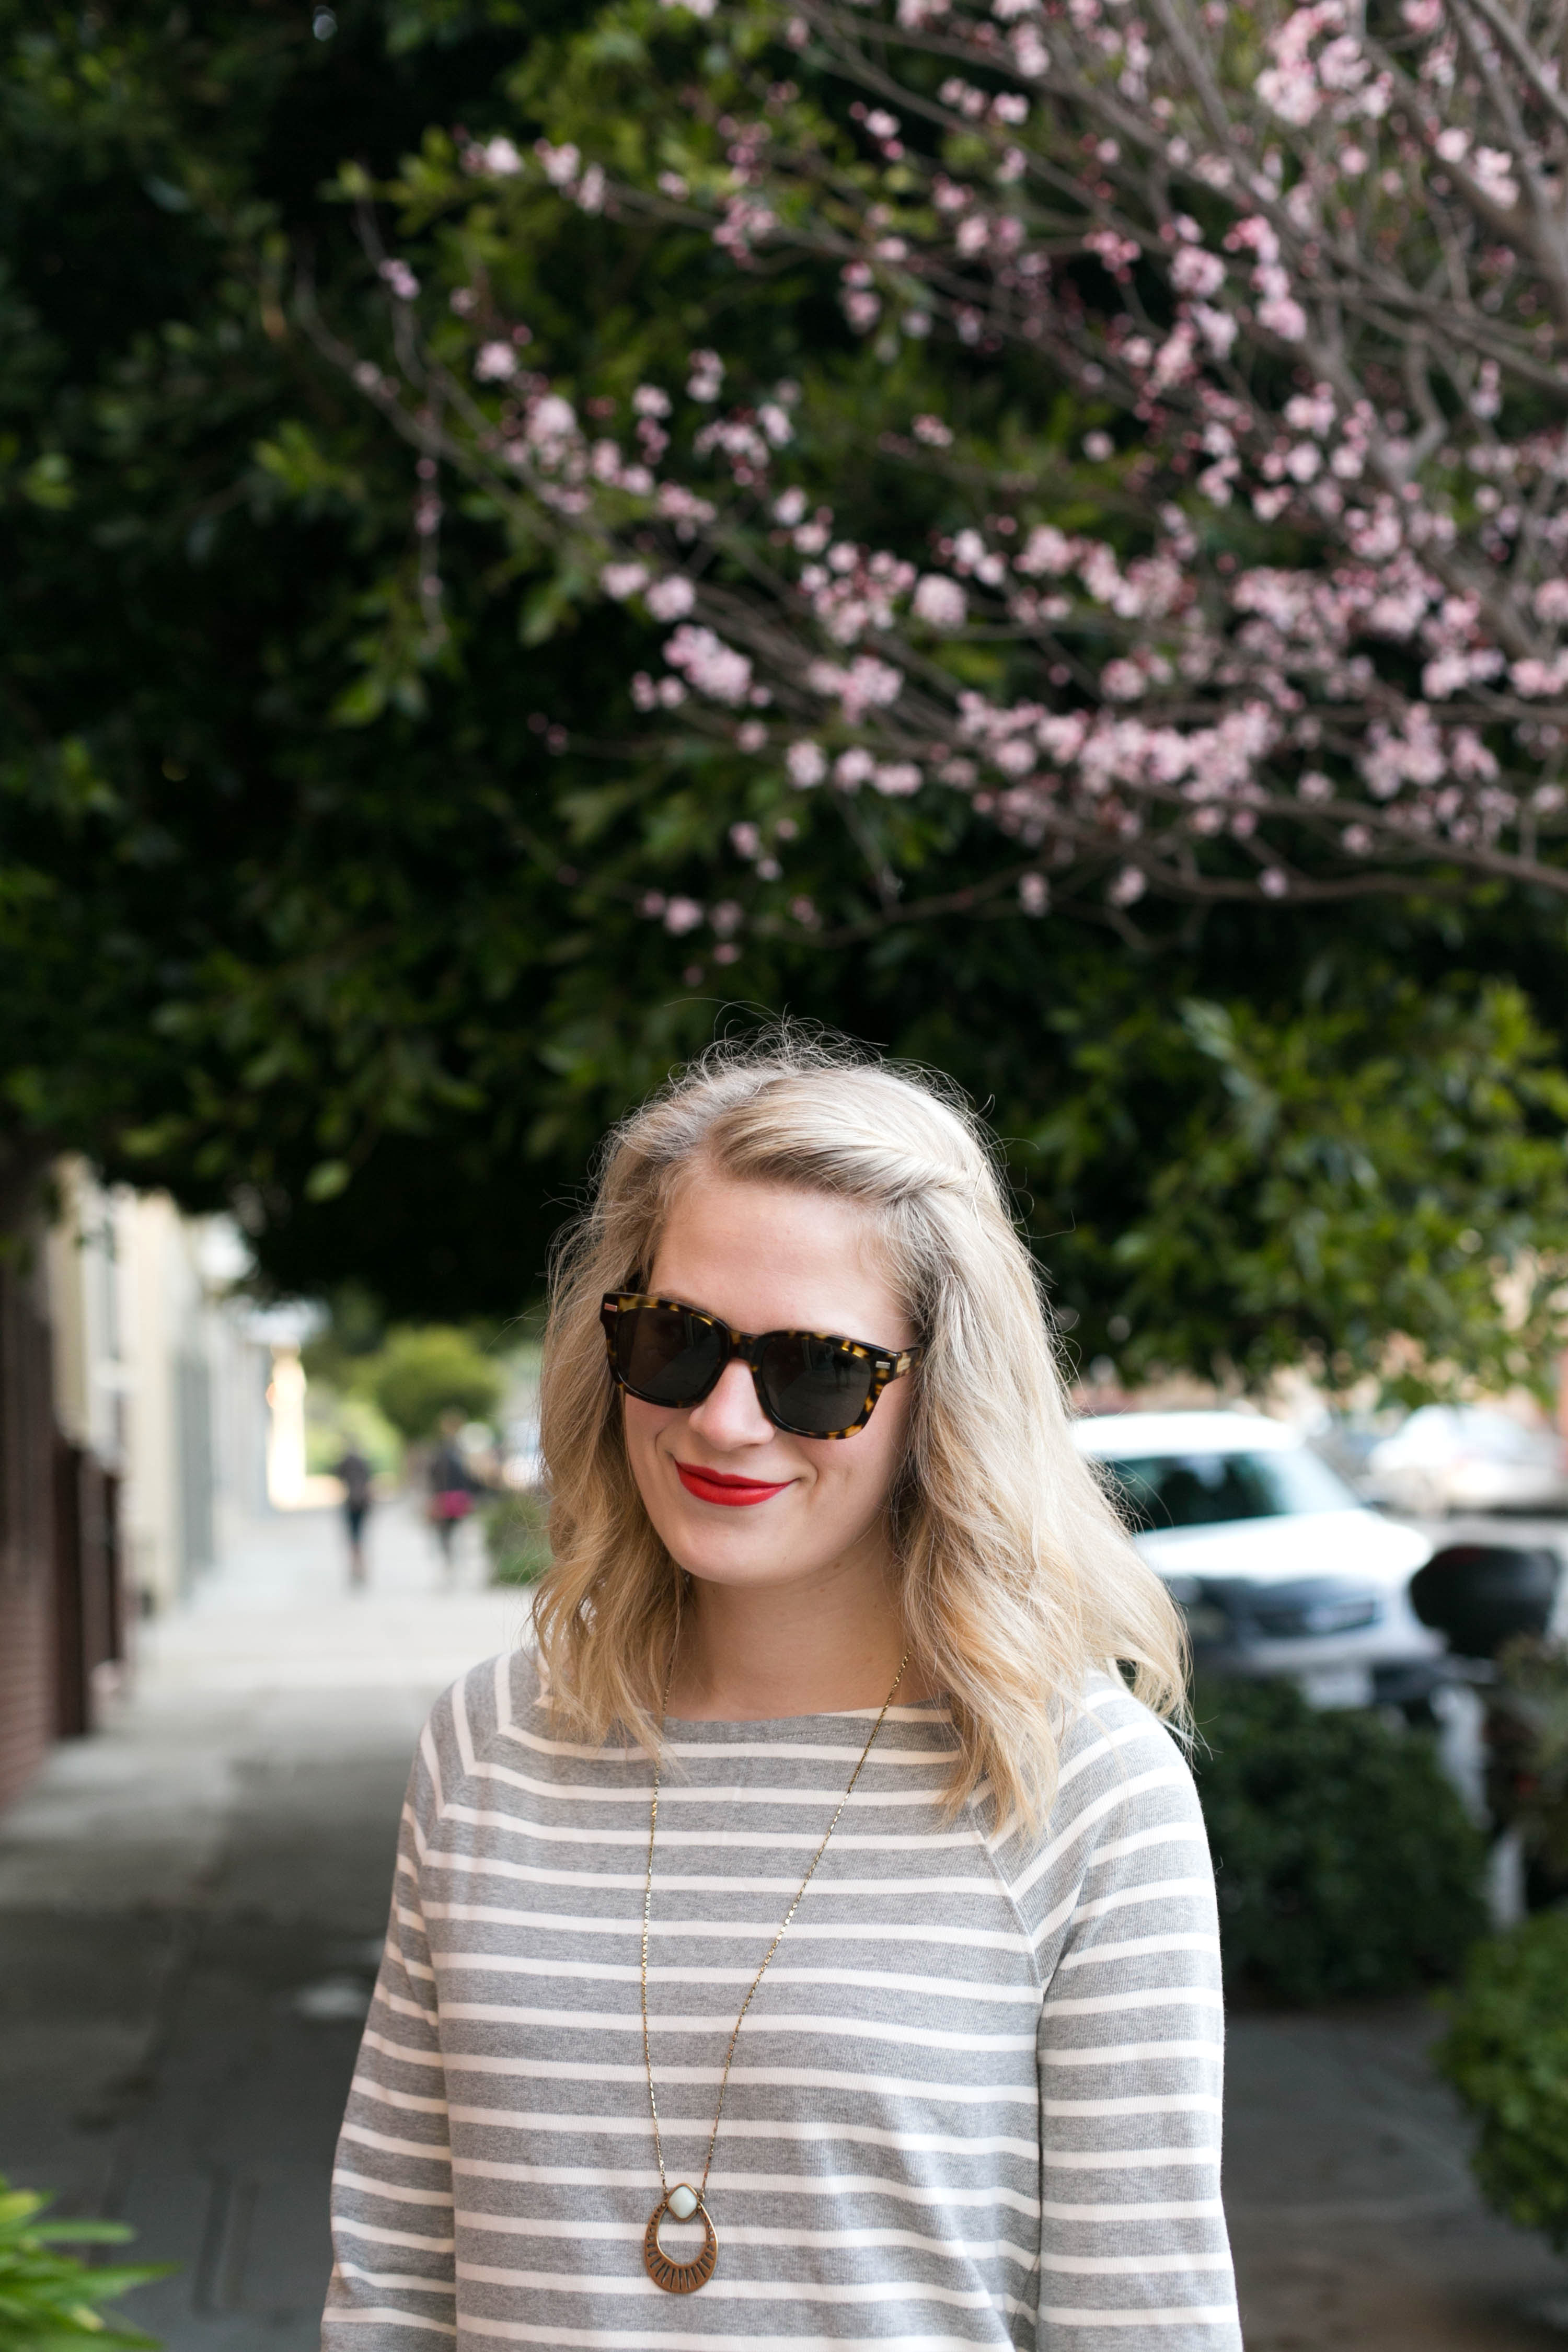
[0, 1498, 523, 2352]
[2, 1501, 1566, 2350]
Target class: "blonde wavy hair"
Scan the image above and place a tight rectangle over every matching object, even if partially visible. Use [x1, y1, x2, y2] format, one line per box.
[533, 1030, 1187, 1825]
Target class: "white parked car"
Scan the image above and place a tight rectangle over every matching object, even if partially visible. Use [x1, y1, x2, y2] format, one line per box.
[1363, 1403, 1568, 1517]
[1073, 1409, 1440, 1708]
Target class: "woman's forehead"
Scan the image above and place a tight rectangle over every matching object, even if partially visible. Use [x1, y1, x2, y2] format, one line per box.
[648, 1170, 913, 1342]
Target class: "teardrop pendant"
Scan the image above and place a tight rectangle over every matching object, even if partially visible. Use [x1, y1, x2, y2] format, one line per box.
[643, 2189, 718, 2294]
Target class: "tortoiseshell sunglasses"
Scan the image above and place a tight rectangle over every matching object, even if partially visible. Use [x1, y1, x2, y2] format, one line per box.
[600, 1292, 923, 1439]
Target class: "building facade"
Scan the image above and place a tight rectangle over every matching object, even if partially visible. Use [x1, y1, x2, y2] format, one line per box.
[0, 1168, 269, 1811]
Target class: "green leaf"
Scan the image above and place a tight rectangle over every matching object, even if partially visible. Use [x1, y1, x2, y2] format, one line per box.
[305, 1159, 353, 1202]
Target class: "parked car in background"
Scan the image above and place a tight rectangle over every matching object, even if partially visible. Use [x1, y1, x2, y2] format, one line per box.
[1362, 1404, 1568, 1517]
[1073, 1409, 1440, 1708]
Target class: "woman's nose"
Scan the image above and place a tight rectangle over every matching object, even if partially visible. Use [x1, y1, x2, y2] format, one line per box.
[687, 1358, 774, 1447]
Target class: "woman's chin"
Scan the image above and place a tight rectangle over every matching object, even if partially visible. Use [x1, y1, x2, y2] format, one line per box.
[668, 1533, 804, 1589]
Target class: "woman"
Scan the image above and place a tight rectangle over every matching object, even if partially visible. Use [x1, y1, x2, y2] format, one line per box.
[324, 1036, 1240, 2350]
[426, 1410, 477, 1573]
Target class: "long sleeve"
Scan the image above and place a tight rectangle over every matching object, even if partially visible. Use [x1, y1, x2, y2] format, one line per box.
[999, 1684, 1242, 2350]
[323, 1714, 457, 2346]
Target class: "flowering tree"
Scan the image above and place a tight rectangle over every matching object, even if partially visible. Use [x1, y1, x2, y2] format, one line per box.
[8, 0, 1568, 1386]
[322, 0, 1568, 964]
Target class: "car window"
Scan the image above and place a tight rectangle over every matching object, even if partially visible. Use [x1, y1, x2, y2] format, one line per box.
[1097, 1446, 1361, 1530]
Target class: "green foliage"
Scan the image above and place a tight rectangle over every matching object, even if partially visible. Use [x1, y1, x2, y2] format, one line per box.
[1485, 1638, 1568, 1883]
[0, 2177, 168, 2352]
[303, 1381, 401, 1480]
[1027, 969, 1568, 1398]
[299, 1284, 391, 1392]
[1192, 1679, 1489, 2004]
[369, 1324, 503, 1439]
[2, 0, 1567, 1408]
[484, 1488, 551, 1586]
[1435, 1911, 1568, 2251]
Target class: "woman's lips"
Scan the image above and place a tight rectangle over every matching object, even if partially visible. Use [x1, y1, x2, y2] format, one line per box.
[675, 1460, 793, 1507]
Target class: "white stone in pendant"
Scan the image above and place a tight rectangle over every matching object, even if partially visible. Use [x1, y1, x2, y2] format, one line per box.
[667, 2184, 699, 2220]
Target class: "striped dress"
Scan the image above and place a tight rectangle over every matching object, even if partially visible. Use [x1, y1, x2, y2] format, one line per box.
[323, 1648, 1240, 2350]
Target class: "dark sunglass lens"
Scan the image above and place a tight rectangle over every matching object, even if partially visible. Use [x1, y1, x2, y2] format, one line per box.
[617, 1305, 726, 1406]
[757, 1334, 875, 1435]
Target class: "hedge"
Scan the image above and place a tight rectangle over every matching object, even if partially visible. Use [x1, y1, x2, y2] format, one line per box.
[1192, 1677, 1489, 2004]
[1435, 1909, 1568, 2250]
[484, 1490, 551, 1587]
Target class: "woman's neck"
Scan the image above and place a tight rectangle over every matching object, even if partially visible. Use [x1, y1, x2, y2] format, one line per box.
[664, 1552, 924, 1720]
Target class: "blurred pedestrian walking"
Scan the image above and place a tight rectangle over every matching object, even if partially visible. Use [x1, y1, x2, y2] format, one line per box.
[425, 1412, 475, 1574]
[333, 1445, 374, 1586]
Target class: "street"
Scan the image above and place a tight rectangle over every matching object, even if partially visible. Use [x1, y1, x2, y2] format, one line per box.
[2, 1500, 1565, 2350]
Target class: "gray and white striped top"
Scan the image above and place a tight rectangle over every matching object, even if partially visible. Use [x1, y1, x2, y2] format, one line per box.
[324, 1648, 1240, 2351]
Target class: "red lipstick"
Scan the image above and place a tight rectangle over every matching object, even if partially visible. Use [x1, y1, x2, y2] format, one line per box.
[675, 1460, 792, 1507]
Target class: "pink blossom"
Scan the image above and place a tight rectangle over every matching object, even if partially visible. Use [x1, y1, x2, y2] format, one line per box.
[1510, 656, 1568, 698]
[664, 624, 753, 705]
[1258, 293, 1309, 342]
[663, 896, 704, 935]
[1016, 525, 1076, 576]
[834, 748, 875, 790]
[686, 350, 724, 401]
[536, 141, 581, 187]
[1284, 386, 1337, 436]
[1471, 148, 1520, 207]
[527, 394, 578, 443]
[997, 740, 1040, 778]
[1171, 246, 1226, 297]
[1084, 227, 1140, 274]
[656, 485, 717, 535]
[646, 576, 696, 621]
[601, 562, 649, 599]
[787, 741, 827, 788]
[807, 655, 904, 720]
[1258, 61, 1321, 124]
[1191, 305, 1239, 360]
[872, 762, 923, 795]
[913, 574, 967, 628]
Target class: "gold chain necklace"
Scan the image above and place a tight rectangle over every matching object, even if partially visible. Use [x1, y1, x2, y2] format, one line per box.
[639, 1650, 910, 2295]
